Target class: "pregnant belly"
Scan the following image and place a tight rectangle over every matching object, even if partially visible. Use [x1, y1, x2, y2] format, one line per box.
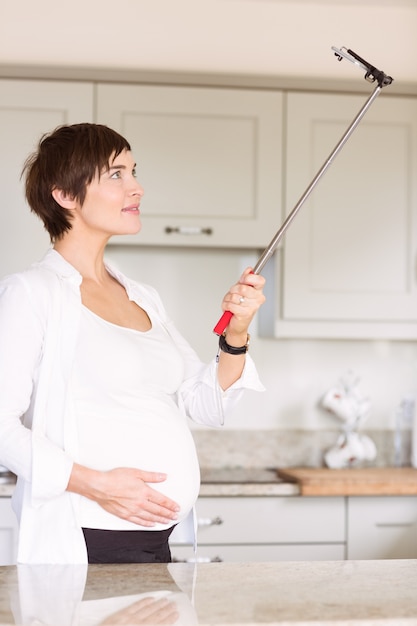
[76, 402, 201, 530]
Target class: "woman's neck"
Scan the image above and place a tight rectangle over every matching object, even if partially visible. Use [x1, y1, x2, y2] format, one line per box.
[53, 236, 109, 283]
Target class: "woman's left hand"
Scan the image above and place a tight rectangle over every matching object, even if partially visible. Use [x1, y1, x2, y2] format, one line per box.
[216, 268, 265, 390]
[220, 267, 266, 337]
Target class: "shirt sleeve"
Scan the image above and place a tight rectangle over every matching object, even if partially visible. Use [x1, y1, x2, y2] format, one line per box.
[136, 282, 265, 427]
[0, 275, 73, 500]
[175, 328, 265, 427]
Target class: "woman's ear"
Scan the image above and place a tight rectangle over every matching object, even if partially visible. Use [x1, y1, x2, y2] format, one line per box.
[51, 188, 77, 209]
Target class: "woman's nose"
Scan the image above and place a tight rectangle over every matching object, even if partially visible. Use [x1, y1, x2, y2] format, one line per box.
[132, 179, 144, 197]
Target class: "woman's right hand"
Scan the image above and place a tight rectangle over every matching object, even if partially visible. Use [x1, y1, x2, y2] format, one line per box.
[99, 596, 179, 626]
[67, 464, 180, 526]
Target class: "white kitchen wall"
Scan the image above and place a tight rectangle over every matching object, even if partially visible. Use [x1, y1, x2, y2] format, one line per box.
[105, 245, 417, 432]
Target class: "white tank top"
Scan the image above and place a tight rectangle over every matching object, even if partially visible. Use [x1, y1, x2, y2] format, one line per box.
[72, 306, 200, 530]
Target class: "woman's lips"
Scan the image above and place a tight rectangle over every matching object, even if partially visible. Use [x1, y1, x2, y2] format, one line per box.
[122, 205, 140, 214]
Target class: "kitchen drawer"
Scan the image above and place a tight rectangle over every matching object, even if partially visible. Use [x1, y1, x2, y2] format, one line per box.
[194, 496, 345, 544]
[171, 543, 345, 563]
[347, 496, 417, 559]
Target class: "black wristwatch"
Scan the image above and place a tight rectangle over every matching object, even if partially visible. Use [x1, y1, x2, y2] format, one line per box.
[218, 332, 250, 355]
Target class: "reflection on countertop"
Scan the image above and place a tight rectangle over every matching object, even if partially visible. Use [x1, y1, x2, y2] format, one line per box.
[1, 560, 417, 625]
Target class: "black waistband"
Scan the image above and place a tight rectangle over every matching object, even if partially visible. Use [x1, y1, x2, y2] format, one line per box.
[82, 526, 176, 564]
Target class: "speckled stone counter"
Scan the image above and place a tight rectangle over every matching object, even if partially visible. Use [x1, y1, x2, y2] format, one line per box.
[0, 468, 300, 499]
[199, 467, 300, 496]
[0, 560, 416, 625]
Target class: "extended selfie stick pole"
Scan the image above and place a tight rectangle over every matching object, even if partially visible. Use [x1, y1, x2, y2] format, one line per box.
[213, 47, 394, 336]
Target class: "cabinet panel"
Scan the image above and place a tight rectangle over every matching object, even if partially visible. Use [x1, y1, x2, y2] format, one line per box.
[171, 543, 345, 563]
[0, 79, 94, 277]
[0, 498, 18, 565]
[96, 84, 282, 248]
[194, 496, 345, 544]
[347, 496, 417, 560]
[273, 92, 417, 339]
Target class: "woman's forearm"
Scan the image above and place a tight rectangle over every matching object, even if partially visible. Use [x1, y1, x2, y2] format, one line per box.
[216, 329, 248, 390]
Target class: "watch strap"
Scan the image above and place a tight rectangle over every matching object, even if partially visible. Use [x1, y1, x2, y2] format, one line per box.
[218, 332, 250, 355]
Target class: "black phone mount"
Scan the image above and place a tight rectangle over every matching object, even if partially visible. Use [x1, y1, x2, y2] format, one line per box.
[332, 47, 393, 88]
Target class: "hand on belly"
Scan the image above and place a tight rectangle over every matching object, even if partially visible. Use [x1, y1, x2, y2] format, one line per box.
[70, 464, 180, 526]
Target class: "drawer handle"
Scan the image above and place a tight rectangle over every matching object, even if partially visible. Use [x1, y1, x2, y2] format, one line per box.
[172, 556, 223, 563]
[375, 522, 414, 528]
[197, 516, 224, 528]
[165, 226, 213, 236]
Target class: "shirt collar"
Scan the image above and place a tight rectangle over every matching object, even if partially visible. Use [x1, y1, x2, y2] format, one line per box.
[36, 248, 82, 285]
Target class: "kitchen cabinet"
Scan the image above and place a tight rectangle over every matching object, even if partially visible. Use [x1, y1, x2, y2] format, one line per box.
[0, 79, 94, 277]
[262, 92, 417, 339]
[170, 496, 346, 562]
[96, 84, 283, 248]
[2, 77, 417, 338]
[2, 491, 416, 564]
[0, 498, 18, 566]
[347, 496, 417, 560]
[0, 78, 283, 256]
[171, 493, 417, 563]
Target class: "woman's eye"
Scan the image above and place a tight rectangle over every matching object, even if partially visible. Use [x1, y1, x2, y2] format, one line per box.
[110, 170, 121, 179]
[132, 168, 137, 178]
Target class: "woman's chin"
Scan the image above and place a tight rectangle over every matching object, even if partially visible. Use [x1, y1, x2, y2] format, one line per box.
[118, 221, 142, 236]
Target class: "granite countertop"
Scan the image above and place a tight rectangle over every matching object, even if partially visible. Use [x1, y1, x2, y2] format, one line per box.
[0, 559, 416, 625]
[0, 468, 300, 498]
[199, 467, 300, 496]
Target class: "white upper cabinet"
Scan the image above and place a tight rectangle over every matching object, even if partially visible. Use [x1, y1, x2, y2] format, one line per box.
[268, 91, 417, 339]
[0, 79, 94, 277]
[96, 84, 283, 248]
[2, 77, 417, 340]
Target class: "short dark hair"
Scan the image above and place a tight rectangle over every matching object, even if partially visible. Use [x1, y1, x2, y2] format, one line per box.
[22, 123, 131, 241]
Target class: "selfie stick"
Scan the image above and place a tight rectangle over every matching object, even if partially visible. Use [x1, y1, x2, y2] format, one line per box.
[213, 47, 393, 336]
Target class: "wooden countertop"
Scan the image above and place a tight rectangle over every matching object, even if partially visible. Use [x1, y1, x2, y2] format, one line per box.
[277, 466, 417, 496]
[1, 560, 417, 625]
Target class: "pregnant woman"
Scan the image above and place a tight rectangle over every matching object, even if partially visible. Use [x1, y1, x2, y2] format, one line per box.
[0, 123, 265, 564]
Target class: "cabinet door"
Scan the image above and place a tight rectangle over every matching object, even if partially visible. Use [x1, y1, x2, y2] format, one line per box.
[0, 498, 18, 565]
[0, 79, 94, 277]
[347, 496, 417, 560]
[276, 92, 417, 339]
[96, 84, 282, 248]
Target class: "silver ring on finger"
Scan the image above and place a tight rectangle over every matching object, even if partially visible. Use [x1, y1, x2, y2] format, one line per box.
[239, 296, 245, 304]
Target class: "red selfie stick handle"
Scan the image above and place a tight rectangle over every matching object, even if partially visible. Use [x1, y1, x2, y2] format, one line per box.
[213, 270, 256, 336]
[213, 310, 234, 336]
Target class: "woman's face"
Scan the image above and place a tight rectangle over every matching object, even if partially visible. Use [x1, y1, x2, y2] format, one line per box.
[74, 149, 144, 238]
